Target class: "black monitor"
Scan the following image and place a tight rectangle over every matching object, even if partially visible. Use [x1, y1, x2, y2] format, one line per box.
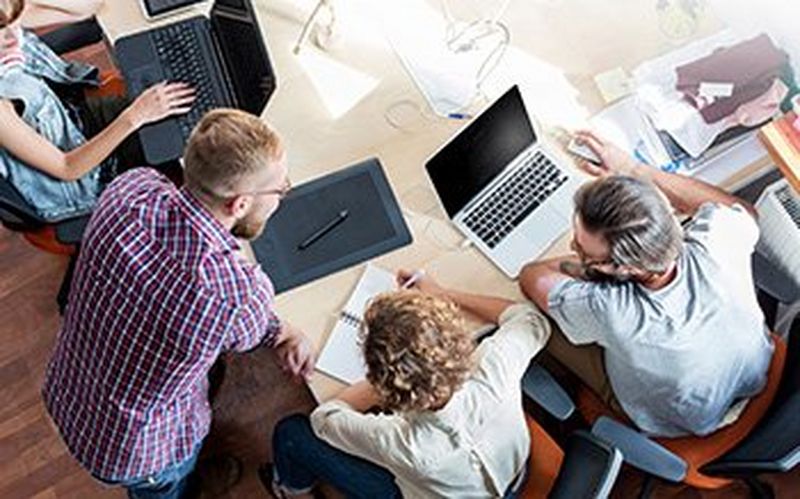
[212, 0, 276, 115]
[425, 86, 536, 218]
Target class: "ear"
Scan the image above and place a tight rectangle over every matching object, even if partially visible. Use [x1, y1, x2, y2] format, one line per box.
[223, 194, 253, 219]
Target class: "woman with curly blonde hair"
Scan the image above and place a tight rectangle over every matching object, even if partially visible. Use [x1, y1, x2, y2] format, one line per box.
[263, 271, 552, 499]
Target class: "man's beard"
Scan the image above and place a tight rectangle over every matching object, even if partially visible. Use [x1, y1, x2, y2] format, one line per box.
[231, 212, 268, 240]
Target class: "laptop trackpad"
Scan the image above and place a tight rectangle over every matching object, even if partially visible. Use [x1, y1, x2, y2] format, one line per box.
[489, 205, 566, 278]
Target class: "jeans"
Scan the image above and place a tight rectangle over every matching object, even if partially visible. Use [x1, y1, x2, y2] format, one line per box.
[103, 444, 201, 499]
[272, 414, 401, 499]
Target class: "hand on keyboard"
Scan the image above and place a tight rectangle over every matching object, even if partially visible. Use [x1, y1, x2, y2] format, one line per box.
[125, 81, 196, 128]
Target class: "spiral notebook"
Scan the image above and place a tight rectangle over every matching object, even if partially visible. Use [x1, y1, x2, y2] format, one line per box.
[316, 265, 398, 384]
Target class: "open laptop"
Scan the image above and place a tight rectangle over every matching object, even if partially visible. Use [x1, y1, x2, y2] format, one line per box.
[115, 0, 277, 164]
[139, 0, 205, 20]
[425, 85, 580, 278]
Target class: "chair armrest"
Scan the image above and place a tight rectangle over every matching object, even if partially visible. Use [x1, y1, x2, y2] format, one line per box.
[0, 178, 46, 228]
[549, 430, 624, 499]
[522, 361, 575, 421]
[55, 215, 90, 244]
[591, 416, 687, 482]
[39, 17, 104, 55]
[752, 250, 800, 306]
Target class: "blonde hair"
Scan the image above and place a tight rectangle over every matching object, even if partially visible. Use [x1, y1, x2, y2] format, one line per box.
[184, 109, 283, 199]
[362, 291, 476, 413]
[0, 0, 24, 28]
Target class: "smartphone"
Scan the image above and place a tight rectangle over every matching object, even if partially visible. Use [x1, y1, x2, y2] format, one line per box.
[567, 137, 602, 165]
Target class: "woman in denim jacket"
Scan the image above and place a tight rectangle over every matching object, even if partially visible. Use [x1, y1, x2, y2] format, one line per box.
[0, 0, 195, 221]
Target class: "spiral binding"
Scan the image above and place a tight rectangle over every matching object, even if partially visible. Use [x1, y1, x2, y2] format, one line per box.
[340, 310, 362, 328]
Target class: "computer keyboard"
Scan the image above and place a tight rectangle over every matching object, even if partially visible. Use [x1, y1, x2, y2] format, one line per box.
[463, 152, 569, 249]
[152, 23, 218, 139]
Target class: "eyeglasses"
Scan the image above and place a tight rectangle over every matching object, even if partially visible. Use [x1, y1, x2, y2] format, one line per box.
[241, 179, 292, 200]
[207, 179, 292, 201]
[571, 237, 615, 268]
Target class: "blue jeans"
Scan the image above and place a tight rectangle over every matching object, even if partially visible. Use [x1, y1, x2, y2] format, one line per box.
[272, 414, 401, 499]
[103, 444, 201, 499]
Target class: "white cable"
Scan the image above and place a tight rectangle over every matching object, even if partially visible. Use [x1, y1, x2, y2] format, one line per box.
[439, 0, 512, 113]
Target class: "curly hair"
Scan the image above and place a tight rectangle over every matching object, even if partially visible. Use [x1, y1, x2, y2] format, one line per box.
[361, 291, 476, 413]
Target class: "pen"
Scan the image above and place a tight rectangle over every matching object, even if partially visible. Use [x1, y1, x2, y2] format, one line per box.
[297, 209, 349, 250]
[401, 269, 426, 289]
[447, 112, 472, 120]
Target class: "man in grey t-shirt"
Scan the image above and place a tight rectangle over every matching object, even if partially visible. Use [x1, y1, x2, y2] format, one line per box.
[519, 131, 774, 437]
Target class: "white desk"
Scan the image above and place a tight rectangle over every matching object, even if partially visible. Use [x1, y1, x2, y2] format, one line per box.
[98, 0, 773, 402]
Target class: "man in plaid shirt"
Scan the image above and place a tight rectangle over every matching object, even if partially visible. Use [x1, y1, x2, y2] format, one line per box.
[43, 109, 315, 498]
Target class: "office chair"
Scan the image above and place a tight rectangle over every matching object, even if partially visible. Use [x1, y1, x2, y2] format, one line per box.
[525, 254, 800, 498]
[0, 17, 117, 254]
[520, 363, 623, 499]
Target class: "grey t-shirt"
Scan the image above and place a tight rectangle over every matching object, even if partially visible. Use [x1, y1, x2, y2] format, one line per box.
[548, 202, 774, 437]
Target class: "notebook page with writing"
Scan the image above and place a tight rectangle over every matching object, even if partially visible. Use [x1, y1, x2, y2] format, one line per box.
[316, 265, 397, 384]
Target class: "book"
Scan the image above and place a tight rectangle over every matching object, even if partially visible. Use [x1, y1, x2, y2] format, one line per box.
[315, 264, 398, 384]
[759, 116, 800, 194]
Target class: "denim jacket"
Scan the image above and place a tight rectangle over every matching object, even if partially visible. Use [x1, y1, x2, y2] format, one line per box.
[0, 30, 107, 221]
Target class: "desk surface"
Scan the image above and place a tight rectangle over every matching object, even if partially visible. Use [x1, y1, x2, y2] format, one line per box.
[98, 0, 771, 402]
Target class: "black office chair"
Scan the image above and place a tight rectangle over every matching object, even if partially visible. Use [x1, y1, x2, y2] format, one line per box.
[520, 363, 624, 498]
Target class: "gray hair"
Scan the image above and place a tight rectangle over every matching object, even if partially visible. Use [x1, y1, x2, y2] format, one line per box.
[574, 176, 683, 274]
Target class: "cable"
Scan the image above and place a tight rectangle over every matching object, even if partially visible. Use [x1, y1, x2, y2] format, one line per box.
[438, 0, 512, 113]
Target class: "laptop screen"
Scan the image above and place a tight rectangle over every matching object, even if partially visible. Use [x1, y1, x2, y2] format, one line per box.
[425, 86, 536, 218]
[212, 0, 276, 114]
[142, 0, 204, 18]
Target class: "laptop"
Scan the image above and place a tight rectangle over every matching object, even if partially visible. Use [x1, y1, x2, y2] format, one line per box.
[139, 0, 205, 20]
[115, 0, 277, 165]
[425, 85, 581, 278]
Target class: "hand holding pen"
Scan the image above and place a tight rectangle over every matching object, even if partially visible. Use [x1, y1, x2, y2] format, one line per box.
[396, 268, 445, 297]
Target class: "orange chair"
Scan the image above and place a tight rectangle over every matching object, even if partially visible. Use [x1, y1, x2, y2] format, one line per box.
[525, 263, 800, 498]
[588, 334, 786, 490]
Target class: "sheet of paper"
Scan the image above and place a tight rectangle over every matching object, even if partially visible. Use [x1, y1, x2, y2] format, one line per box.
[589, 96, 672, 169]
[315, 265, 397, 384]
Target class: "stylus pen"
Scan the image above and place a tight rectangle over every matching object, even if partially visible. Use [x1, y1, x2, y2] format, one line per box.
[297, 210, 349, 250]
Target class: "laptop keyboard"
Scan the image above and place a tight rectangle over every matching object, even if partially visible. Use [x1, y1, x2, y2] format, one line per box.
[463, 152, 569, 249]
[152, 23, 219, 139]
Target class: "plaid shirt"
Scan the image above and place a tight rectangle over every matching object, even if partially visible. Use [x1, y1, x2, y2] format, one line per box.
[43, 168, 281, 481]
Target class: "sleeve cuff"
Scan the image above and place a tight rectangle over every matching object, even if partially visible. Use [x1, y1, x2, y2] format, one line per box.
[499, 302, 542, 325]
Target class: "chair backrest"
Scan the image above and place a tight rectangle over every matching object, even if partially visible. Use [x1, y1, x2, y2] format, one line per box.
[38, 17, 104, 55]
[703, 314, 800, 474]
